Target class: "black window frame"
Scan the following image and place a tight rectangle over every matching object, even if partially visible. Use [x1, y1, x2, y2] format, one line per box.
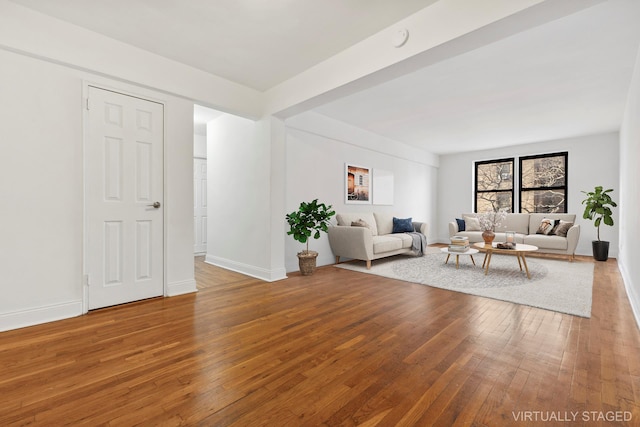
[474, 157, 515, 213]
[518, 151, 568, 213]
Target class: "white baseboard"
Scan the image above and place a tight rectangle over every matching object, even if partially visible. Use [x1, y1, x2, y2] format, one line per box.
[618, 259, 640, 331]
[0, 300, 83, 332]
[205, 255, 288, 282]
[166, 279, 198, 296]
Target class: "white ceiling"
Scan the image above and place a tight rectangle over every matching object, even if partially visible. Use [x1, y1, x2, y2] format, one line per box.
[8, 0, 436, 91]
[313, 0, 640, 154]
[9, 0, 640, 155]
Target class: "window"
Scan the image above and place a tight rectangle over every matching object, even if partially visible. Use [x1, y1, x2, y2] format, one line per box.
[519, 152, 567, 213]
[474, 158, 514, 212]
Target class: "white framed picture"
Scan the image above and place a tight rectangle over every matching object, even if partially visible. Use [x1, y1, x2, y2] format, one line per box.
[373, 169, 394, 205]
[345, 163, 371, 204]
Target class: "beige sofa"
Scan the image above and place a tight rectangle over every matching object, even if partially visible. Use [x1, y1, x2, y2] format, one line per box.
[449, 213, 580, 260]
[328, 212, 428, 269]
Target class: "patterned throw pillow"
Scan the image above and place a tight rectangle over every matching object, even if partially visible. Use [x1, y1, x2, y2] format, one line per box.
[392, 217, 413, 233]
[554, 220, 573, 237]
[463, 216, 481, 231]
[536, 218, 559, 235]
[351, 219, 370, 228]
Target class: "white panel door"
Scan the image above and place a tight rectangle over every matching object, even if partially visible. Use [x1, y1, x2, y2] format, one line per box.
[86, 86, 164, 310]
[193, 157, 207, 254]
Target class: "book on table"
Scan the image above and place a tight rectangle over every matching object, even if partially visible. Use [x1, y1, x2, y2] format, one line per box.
[449, 235, 469, 251]
[450, 235, 469, 243]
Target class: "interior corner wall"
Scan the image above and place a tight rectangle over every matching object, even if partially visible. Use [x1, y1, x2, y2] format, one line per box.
[205, 114, 286, 281]
[164, 97, 198, 297]
[619, 44, 640, 329]
[284, 112, 438, 273]
[264, 116, 288, 280]
[194, 133, 207, 158]
[0, 49, 196, 332]
[437, 132, 620, 257]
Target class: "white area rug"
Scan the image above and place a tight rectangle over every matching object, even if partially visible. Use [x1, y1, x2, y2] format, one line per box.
[335, 248, 594, 317]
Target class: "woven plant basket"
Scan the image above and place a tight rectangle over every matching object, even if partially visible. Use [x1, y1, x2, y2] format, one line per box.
[298, 251, 318, 276]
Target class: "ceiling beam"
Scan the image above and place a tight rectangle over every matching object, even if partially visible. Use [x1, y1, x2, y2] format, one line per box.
[0, 0, 264, 118]
[264, 0, 606, 119]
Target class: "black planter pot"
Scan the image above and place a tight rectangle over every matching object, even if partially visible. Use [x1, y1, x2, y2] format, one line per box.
[592, 240, 610, 261]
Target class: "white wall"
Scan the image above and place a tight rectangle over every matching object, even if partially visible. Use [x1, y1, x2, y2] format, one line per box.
[284, 112, 439, 273]
[0, 50, 83, 325]
[0, 49, 196, 331]
[194, 134, 207, 159]
[205, 115, 287, 281]
[164, 98, 198, 297]
[619, 44, 640, 328]
[437, 132, 620, 257]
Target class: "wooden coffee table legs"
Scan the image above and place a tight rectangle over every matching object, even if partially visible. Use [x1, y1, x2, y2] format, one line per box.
[520, 253, 531, 279]
[482, 250, 531, 279]
[445, 253, 476, 269]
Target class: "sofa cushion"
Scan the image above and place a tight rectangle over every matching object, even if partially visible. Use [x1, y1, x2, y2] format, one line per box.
[372, 235, 404, 253]
[553, 220, 574, 237]
[495, 213, 530, 234]
[523, 234, 568, 250]
[373, 212, 394, 235]
[463, 215, 482, 231]
[337, 213, 378, 236]
[392, 217, 413, 233]
[395, 233, 414, 249]
[536, 218, 559, 235]
[351, 219, 370, 228]
[528, 213, 575, 235]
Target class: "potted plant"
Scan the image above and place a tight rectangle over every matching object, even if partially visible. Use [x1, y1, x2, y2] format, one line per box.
[286, 199, 336, 275]
[581, 186, 617, 261]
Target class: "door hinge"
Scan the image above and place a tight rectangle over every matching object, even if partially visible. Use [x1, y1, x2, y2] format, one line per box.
[86, 98, 90, 110]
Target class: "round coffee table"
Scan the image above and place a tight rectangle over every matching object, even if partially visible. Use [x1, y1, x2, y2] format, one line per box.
[473, 242, 539, 279]
[440, 247, 479, 269]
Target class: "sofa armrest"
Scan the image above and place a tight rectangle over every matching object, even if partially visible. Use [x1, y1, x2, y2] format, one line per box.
[412, 221, 428, 236]
[327, 226, 374, 261]
[566, 224, 580, 254]
[448, 221, 459, 237]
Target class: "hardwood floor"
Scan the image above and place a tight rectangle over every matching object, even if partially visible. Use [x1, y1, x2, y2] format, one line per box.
[1, 252, 639, 426]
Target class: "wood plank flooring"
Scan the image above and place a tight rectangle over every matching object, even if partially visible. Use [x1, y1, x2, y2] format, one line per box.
[1, 252, 639, 426]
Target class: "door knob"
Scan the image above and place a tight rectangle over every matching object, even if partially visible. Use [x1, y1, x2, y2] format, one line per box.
[148, 202, 161, 208]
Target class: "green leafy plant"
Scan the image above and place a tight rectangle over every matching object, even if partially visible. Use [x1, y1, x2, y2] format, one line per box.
[581, 186, 617, 241]
[286, 199, 336, 253]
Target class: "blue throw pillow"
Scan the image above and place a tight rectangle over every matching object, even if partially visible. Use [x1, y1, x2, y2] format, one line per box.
[456, 218, 466, 231]
[392, 217, 413, 233]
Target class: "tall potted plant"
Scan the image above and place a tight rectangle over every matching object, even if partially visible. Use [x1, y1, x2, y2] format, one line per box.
[581, 186, 617, 261]
[286, 199, 336, 275]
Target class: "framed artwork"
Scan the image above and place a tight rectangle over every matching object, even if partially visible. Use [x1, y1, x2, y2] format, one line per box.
[345, 163, 371, 204]
[373, 169, 394, 205]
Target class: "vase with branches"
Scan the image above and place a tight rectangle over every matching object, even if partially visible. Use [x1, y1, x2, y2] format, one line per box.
[478, 209, 507, 245]
[478, 209, 507, 231]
